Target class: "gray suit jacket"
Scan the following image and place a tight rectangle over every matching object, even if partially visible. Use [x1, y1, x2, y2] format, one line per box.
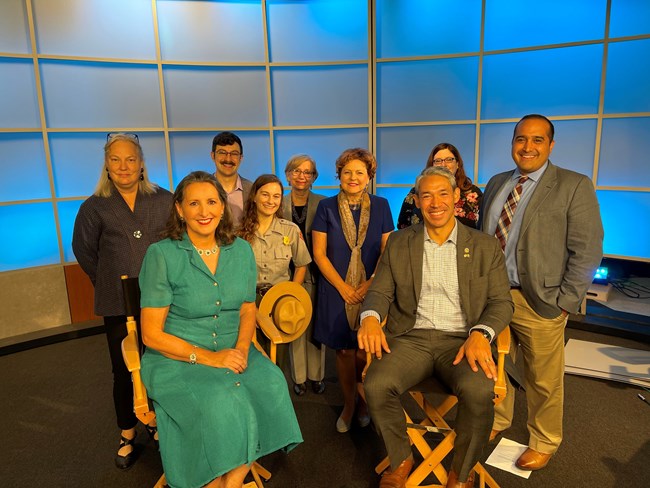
[480, 161, 604, 318]
[362, 222, 513, 338]
[282, 191, 326, 285]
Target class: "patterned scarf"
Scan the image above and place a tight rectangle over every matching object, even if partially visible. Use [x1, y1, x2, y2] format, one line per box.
[337, 190, 371, 330]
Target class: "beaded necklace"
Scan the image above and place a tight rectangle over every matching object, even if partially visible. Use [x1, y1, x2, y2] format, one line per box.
[192, 243, 219, 256]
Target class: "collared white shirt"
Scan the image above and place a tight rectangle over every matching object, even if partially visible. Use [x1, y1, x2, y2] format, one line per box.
[361, 222, 495, 341]
[413, 222, 468, 332]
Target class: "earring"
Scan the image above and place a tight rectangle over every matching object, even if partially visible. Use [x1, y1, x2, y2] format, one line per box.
[140, 168, 144, 181]
[106, 169, 111, 181]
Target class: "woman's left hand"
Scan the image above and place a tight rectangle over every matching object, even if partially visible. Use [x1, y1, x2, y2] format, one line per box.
[209, 348, 248, 374]
[355, 279, 372, 301]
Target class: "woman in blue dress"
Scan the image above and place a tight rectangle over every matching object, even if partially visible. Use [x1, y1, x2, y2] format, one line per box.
[312, 148, 393, 433]
[139, 171, 302, 488]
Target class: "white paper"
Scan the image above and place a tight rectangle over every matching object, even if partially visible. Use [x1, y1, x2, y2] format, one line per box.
[485, 438, 532, 478]
[564, 339, 650, 383]
[565, 365, 650, 387]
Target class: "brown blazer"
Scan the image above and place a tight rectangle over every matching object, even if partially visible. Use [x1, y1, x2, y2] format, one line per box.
[362, 221, 513, 337]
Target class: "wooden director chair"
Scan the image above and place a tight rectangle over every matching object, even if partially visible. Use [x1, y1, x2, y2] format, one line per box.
[361, 327, 511, 488]
[121, 277, 311, 488]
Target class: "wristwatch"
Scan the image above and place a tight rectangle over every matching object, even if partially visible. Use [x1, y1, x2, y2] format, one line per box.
[478, 329, 492, 342]
[189, 347, 197, 365]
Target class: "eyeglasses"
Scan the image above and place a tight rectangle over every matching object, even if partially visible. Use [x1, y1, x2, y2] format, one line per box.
[215, 149, 242, 159]
[291, 169, 314, 178]
[432, 157, 457, 165]
[106, 132, 139, 143]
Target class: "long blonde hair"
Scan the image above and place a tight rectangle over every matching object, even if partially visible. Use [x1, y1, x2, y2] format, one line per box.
[94, 133, 158, 197]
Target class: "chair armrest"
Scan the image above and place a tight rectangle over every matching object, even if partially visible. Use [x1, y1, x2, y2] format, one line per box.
[256, 311, 284, 344]
[121, 329, 141, 373]
[496, 326, 511, 355]
[251, 334, 269, 359]
[121, 327, 150, 418]
[493, 326, 510, 405]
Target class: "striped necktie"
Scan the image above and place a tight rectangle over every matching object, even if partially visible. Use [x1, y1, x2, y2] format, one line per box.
[495, 176, 529, 251]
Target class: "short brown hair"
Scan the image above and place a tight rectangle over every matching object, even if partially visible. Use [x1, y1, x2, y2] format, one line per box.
[335, 148, 376, 180]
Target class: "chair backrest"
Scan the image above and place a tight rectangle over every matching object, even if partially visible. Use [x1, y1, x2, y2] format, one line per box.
[121, 275, 140, 319]
[120, 275, 155, 425]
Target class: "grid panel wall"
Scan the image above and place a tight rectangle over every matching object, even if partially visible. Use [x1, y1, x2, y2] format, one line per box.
[374, 0, 650, 261]
[0, 0, 371, 272]
[1, 0, 650, 273]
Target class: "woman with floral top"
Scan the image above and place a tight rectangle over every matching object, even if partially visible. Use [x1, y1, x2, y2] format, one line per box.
[397, 142, 482, 229]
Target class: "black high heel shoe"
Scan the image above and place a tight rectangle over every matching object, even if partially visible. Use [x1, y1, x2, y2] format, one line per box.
[311, 380, 326, 394]
[293, 382, 307, 396]
[145, 423, 159, 449]
[115, 432, 138, 470]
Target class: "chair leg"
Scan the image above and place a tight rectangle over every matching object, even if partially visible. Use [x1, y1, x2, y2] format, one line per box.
[153, 473, 166, 488]
[250, 461, 272, 487]
[472, 463, 500, 488]
[407, 432, 455, 487]
[374, 390, 500, 488]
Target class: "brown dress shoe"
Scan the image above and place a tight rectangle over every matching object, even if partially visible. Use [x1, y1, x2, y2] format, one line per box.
[379, 457, 414, 488]
[446, 469, 475, 488]
[516, 448, 553, 471]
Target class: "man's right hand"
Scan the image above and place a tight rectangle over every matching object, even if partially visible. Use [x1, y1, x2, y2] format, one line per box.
[357, 316, 390, 359]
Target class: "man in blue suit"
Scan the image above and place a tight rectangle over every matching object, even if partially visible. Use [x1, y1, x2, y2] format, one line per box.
[480, 114, 604, 470]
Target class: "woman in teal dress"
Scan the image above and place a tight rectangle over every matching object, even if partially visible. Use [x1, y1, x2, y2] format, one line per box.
[139, 171, 302, 488]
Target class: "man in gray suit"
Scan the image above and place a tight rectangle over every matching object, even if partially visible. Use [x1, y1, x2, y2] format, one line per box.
[481, 114, 604, 470]
[210, 131, 252, 227]
[359, 167, 513, 488]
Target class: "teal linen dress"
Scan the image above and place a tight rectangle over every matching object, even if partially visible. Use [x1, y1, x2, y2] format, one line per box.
[140, 234, 303, 488]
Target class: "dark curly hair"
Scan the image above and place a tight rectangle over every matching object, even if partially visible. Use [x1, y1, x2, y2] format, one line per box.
[425, 142, 473, 192]
[238, 174, 284, 244]
[163, 171, 236, 245]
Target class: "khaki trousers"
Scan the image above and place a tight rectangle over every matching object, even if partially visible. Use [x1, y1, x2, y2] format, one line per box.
[493, 289, 568, 454]
[289, 281, 326, 384]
